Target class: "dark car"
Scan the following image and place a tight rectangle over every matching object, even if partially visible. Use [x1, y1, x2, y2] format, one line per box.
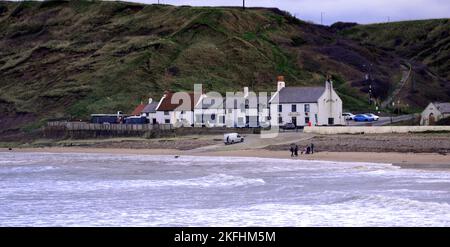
[281, 123, 297, 131]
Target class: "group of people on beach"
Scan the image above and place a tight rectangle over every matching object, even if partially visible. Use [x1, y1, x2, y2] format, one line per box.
[289, 143, 314, 157]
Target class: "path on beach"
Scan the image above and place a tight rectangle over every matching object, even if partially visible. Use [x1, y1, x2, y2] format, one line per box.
[190, 132, 315, 153]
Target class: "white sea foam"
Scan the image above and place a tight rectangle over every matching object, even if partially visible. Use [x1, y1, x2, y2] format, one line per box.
[1, 152, 450, 226]
[0, 165, 57, 174]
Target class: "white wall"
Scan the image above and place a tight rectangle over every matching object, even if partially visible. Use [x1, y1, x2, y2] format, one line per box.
[156, 111, 193, 127]
[421, 103, 444, 125]
[304, 126, 450, 134]
[142, 112, 157, 124]
[194, 108, 226, 127]
[272, 103, 319, 126]
[317, 84, 344, 125]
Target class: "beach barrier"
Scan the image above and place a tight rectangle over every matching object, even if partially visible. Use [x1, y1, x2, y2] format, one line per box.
[304, 126, 450, 134]
[43, 121, 262, 139]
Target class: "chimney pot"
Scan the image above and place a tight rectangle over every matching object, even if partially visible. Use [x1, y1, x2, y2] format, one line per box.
[277, 75, 285, 91]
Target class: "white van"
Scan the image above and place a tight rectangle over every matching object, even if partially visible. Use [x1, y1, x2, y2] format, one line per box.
[224, 133, 244, 145]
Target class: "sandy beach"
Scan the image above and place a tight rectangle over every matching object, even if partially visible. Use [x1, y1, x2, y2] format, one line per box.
[2, 147, 449, 170]
[1, 132, 449, 170]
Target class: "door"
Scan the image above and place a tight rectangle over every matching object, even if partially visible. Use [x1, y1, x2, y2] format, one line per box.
[429, 113, 435, 125]
[292, 117, 297, 126]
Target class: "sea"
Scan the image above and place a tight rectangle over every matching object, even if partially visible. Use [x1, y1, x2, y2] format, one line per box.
[1, 152, 450, 226]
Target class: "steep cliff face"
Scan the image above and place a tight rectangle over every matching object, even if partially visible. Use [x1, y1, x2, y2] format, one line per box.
[0, 1, 448, 135]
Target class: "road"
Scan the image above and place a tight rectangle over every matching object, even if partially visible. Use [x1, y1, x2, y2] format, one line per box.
[347, 114, 415, 126]
[381, 62, 412, 108]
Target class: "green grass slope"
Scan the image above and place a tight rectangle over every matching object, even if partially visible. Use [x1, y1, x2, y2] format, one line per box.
[0, 1, 448, 137]
[340, 19, 450, 81]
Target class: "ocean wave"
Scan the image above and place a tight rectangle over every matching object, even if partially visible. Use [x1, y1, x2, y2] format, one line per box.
[0, 165, 57, 174]
[1, 173, 265, 193]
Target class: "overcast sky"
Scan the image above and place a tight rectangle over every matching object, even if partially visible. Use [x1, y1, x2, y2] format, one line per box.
[121, 0, 450, 25]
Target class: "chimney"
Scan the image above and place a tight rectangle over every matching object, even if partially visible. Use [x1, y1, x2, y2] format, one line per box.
[277, 76, 285, 91]
[325, 75, 333, 90]
[243, 87, 249, 97]
[148, 98, 153, 104]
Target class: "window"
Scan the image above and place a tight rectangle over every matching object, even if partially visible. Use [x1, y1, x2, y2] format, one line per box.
[305, 117, 310, 125]
[304, 104, 310, 113]
[278, 105, 282, 113]
[291, 104, 297, 112]
[164, 111, 169, 116]
[328, 118, 334, 125]
[165, 119, 170, 124]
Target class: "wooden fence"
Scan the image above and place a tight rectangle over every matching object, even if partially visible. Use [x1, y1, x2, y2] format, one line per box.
[47, 121, 173, 131]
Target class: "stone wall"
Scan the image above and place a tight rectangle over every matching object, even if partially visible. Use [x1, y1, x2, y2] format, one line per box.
[304, 126, 450, 134]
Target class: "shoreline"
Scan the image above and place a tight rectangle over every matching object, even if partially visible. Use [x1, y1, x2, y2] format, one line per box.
[1, 147, 449, 170]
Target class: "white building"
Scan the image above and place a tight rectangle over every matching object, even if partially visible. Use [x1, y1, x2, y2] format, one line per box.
[194, 94, 226, 127]
[141, 98, 159, 124]
[155, 92, 200, 127]
[420, 102, 450, 125]
[269, 76, 344, 127]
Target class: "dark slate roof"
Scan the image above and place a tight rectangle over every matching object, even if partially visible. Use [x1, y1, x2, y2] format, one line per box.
[435, 102, 450, 114]
[142, 102, 159, 113]
[277, 87, 325, 103]
[197, 97, 225, 109]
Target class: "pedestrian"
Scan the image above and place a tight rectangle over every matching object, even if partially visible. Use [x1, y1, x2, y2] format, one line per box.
[294, 145, 298, 157]
[311, 143, 314, 154]
[289, 145, 294, 157]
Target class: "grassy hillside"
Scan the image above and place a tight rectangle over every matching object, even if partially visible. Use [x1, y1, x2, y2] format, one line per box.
[0, 0, 448, 137]
[340, 19, 450, 80]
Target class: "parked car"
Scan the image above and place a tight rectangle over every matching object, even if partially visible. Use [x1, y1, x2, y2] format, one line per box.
[364, 113, 379, 121]
[342, 112, 355, 120]
[353, 114, 374, 122]
[224, 133, 244, 145]
[280, 123, 297, 131]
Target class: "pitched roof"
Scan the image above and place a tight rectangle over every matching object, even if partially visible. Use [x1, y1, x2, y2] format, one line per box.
[142, 102, 158, 113]
[131, 104, 146, 115]
[434, 102, 450, 114]
[196, 96, 225, 109]
[157, 92, 201, 111]
[276, 87, 325, 103]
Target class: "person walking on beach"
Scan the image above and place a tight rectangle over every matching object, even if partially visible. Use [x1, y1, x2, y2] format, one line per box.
[294, 145, 298, 157]
[311, 143, 314, 154]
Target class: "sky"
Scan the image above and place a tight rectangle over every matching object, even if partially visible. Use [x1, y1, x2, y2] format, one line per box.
[121, 0, 450, 25]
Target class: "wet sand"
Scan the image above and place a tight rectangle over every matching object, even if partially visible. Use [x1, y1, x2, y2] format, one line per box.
[2, 147, 449, 170]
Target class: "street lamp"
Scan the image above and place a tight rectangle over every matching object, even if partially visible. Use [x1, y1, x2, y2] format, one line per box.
[391, 102, 395, 124]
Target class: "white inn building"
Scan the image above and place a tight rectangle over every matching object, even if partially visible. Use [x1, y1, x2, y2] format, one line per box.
[269, 76, 344, 127]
